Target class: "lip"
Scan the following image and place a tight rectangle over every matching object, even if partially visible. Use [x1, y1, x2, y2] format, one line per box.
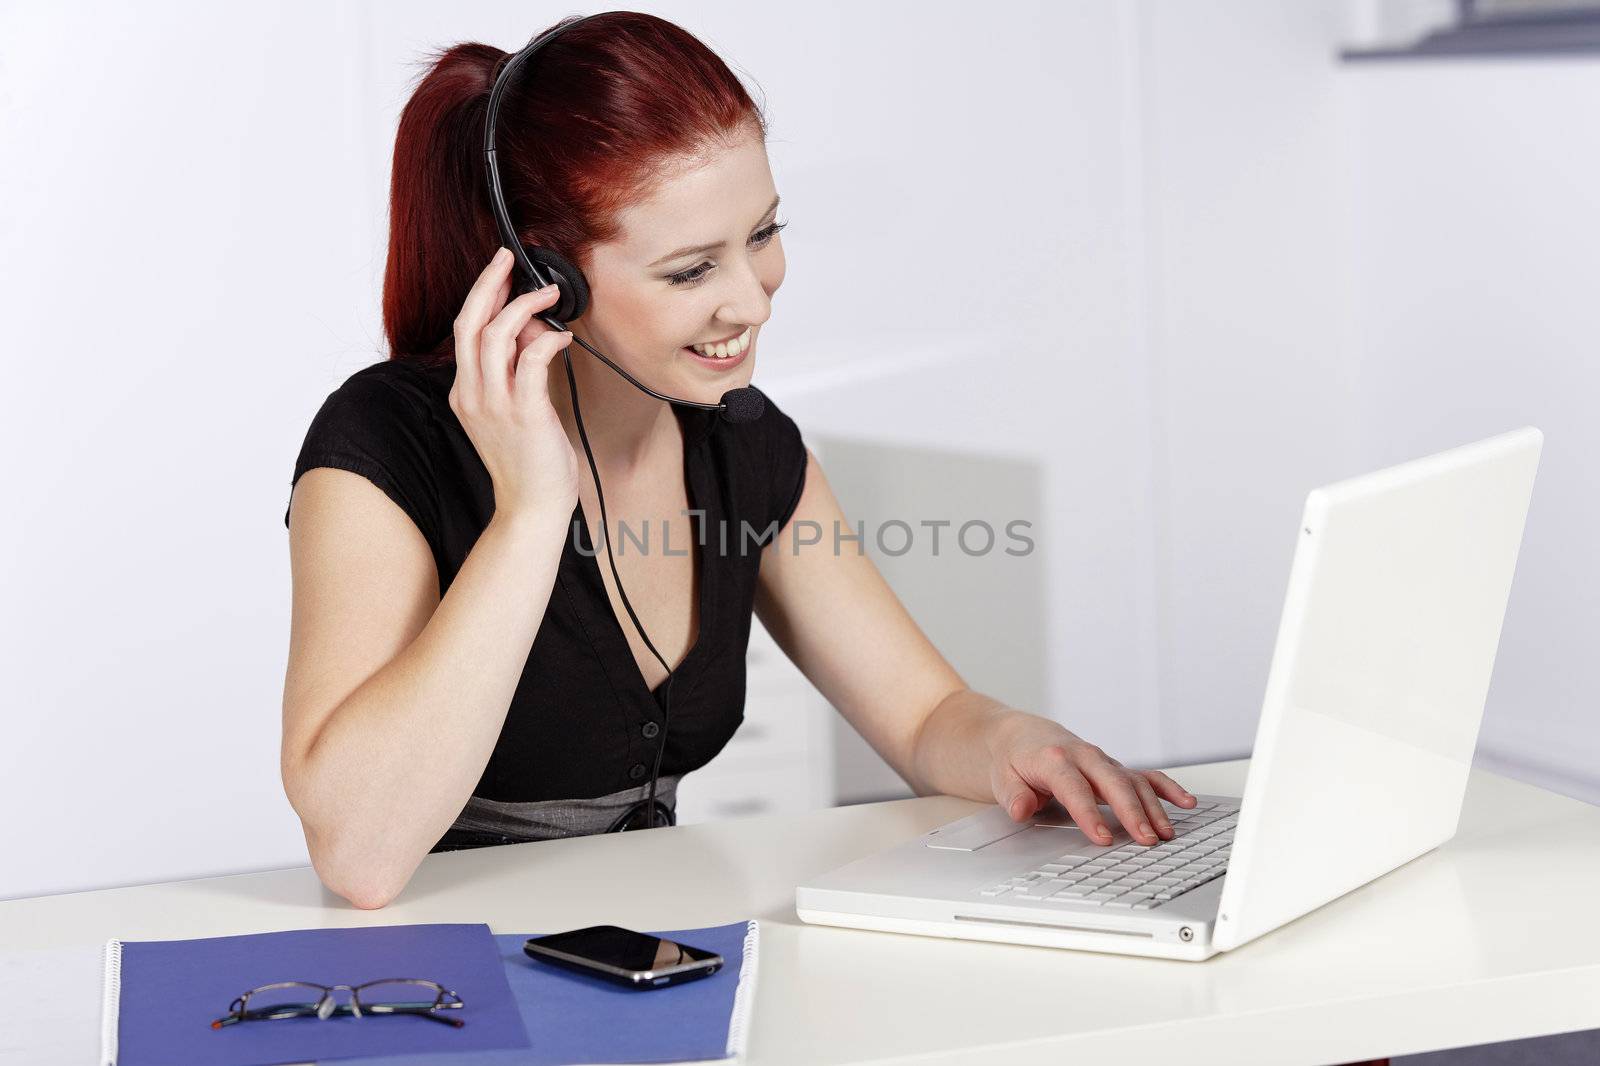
[682, 329, 753, 372]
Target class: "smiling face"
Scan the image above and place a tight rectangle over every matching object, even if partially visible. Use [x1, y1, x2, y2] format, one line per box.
[572, 121, 786, 402]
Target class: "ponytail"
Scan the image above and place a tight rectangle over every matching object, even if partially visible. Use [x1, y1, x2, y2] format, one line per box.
[382, 42, 504, 366]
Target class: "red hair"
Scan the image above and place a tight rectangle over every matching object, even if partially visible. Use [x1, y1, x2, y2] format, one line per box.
[382, 12, 770, 366]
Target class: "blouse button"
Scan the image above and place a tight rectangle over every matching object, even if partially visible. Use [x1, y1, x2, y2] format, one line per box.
[642, 722, 660, 739]
[629, 763, 647, 780]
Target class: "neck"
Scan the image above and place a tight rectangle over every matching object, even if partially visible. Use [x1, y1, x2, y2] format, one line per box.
[547, 334, 678, 471]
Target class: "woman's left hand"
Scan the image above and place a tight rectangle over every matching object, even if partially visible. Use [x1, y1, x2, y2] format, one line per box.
[987, 714, 1198, 847]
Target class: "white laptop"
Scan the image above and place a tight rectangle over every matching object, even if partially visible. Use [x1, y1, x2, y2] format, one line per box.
[796, 427, 1543, 962]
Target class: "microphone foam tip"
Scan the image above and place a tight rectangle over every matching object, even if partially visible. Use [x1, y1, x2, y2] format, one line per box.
[719, 387, 766, 424]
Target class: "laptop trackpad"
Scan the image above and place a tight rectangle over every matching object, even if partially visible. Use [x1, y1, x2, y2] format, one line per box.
[923, 806, 1030, 851]
[923, 802, 1088, 852]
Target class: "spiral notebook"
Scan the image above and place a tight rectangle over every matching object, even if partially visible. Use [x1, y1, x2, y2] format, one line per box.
[95, 919, 759, 1066]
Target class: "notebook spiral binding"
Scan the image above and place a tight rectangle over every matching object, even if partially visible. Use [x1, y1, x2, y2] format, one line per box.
[724, 919, 760, 1060]
[101, 937, 123, 1066]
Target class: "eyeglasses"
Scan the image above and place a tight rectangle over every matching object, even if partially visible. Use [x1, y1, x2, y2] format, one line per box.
[210, 979, 465, 1029]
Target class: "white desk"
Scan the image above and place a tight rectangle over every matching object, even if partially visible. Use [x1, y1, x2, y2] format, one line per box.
[4, 758, 1599, 1065]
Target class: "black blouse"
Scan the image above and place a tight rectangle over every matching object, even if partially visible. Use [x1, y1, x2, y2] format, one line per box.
[284, 357, 807, 806]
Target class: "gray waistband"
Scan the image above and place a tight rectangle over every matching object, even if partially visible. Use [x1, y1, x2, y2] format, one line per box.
[449, 774, 682, 840]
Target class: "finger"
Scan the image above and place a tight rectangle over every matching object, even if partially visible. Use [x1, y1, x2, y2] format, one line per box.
[453, 249, 516, 399]
[1141, 770, 1197, 808]
[1128, 773, 1174, 839]
[453, 272, 511, 423]
[480, 284, 563, 402]
[453, 267, 513, 415]
[513, 330, 575, 400]
[1022, 746, 1112, 845]
[514, 300, 560, 353]
[461, 247, 516, 331]
[991, 760, 1046, 822]
[1079, 751, 1160, 846]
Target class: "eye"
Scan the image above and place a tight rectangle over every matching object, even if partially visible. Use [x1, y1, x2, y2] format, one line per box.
[666, 220, 787, 287]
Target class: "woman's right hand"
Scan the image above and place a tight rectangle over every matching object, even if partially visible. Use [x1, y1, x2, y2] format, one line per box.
[449, 247, 580, 521]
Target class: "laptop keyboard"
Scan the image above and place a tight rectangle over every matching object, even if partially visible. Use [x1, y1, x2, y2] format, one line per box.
[978, 800, 1240, 910]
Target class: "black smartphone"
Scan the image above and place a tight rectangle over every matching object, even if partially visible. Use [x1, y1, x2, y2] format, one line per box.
[522, 925, 724, 990]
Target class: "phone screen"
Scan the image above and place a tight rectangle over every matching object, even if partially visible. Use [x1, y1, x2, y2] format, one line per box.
[530, 925, 720, 973]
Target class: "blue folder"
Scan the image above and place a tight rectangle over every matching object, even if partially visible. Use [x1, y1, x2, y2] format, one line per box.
[102, 919, 758, 1066]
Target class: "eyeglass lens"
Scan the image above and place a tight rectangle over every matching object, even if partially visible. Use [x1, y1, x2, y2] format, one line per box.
[233, 979, 454, 1019]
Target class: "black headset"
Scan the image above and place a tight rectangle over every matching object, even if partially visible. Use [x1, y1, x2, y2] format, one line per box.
[482, 14, 766, 832]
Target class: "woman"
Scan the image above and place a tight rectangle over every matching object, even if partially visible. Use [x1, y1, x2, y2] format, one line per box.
[281, 11, 1197, 910]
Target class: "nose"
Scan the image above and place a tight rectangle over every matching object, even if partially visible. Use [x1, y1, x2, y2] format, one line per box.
[715, 257, 773, 332]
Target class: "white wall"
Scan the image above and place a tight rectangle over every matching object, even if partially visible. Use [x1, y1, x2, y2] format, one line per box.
[1130, 1, 1362, 763]
[3, 1, 1593, 901]
[1092, 3, 1600, 802]
[1091, 3, 1600, 803]
[1341, 59, 1600, 803]
[2, 3, 382, 900]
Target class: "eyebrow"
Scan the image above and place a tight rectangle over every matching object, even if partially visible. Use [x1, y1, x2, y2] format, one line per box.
[648, 195, 782, 268]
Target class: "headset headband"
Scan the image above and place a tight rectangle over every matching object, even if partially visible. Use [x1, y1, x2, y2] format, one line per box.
[482, 14, 603, 293]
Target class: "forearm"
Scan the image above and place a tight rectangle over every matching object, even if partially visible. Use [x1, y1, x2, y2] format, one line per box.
[907, 688, 1039, 801]
[290, 505, 569, 908]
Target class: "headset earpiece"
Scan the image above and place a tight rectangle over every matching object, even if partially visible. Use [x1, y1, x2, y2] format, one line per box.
[523, 244, 591, 322]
